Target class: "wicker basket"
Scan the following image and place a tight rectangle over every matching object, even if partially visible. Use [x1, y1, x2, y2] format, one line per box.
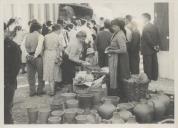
[122, 79, 150, 101]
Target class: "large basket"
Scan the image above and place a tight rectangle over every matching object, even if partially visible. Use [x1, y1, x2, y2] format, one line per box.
[122, 79, 150, 101]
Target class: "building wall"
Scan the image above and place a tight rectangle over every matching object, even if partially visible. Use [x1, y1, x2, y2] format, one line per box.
[3, 3, 59, 30]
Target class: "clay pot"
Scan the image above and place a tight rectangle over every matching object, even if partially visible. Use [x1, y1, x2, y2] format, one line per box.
[48, 116, 62, 124]
[147, 97, 167, 121]
[117, 103, 135, 112]
[75, 115, 88, 124]
[98, 99, 116, 119]
[78, 93, 94, 109]
[102, 96, 120, 106]
[118, 110, 133, 122]
[158, 118, 174, 124]
[89, 87, 105, 105]
[60, 93, 76, 102]
[64, 108, 77, 124]
[133, 101, 154, 123]
[38, 108, 50, 124]
[75, 108, 85, 115]
[27, 107, 38, 124]
[111, 112, 125, 124]
[154, 92, 170, 111]
[66, 99, 79, 108]
[50, 98, 65, 111]
[101, 119, 112, 124]
[51, 110, 64, 117]
[126, 115, 138, 123]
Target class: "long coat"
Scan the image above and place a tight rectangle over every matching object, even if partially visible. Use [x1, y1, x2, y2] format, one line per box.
[108, 30, 130, 90]
[4, 37, 21, 88]
[141, 23, 161, 80]
[141, 23, 161, 55]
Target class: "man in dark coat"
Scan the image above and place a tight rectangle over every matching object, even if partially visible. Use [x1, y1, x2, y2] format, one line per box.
[141, 13, 160, 80]
[95, 19, 112, 67]
[4, 23, 21, 124]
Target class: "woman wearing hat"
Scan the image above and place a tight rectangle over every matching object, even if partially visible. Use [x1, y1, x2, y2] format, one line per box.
[105, 18, 130, 100]
[43, 24, 64, 96]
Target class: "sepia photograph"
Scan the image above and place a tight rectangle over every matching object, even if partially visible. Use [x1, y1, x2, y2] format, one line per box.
[3, 0, 176, 125]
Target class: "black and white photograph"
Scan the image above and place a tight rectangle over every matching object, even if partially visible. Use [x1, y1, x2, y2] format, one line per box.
[2, 0, 177, 126]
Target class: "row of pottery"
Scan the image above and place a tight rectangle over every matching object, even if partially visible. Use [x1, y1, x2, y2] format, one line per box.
[133, 92, 171, 123]
[27, 91, 171, 124]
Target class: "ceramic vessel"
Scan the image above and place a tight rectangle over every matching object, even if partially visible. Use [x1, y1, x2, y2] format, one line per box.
[102, 96, 120, 106]
[117, 102, 135, 112]
[148, 97, 166, 121]
[60, 93, 76, 102]
[98, 99, 116, 119]
[64, 108, 77, 124]
[89, 87, 105, 105]
[48, 116, 61, 124]
[51, 110, 64, 117]
[75, 115, 88, 124]
[38, 108, 50, 124]
[50, 98, 65, 111]
[118, 109, 133, 122]
[126, 115, 138, 123]
[111, 112, 125, 124]
[66, 99, 79, 108]
[27, 107, 38, 124]
[78, 93, 94, 109]
[133, 100, 154, 123]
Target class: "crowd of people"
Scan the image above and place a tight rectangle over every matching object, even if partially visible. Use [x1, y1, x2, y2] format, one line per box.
[4, 12, 161, 124]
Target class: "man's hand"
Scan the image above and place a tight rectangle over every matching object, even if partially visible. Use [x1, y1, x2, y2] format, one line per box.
[26, 55, 34, 62]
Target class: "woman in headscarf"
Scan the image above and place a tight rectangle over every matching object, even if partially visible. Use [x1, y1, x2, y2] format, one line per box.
[105, 18, 130, 100]
[43, 24, 63, 96]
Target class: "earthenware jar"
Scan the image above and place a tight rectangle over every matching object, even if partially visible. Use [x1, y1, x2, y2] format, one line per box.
[89, 87, 105, 105]
[51, 110, 64, 123]
[126, 115, 137, 123]
[101, 96, 120, 106]
[117, 102, 135, 112]
[64, 108, 77, 124]
[50, 98, 65, 111]
[154, 92, 170, 111]
[66, 99, 79, 108]
[27, 107, 38, 124]
[111, 112, 125, 124]
[98, 99, 116, 119]
[133, 100, 154, 123]
[48, 116, 61, 124]
[38, 108, 50, 124]
[75, 115, 88, 124]
[147, 97, 166, 121]
[78, 93, 94, 109]
[118, 109, 133, 122]
[60, 93, 76, 102]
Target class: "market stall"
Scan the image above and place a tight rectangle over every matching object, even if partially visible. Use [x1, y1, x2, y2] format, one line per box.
[25, 65, 174, 124]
